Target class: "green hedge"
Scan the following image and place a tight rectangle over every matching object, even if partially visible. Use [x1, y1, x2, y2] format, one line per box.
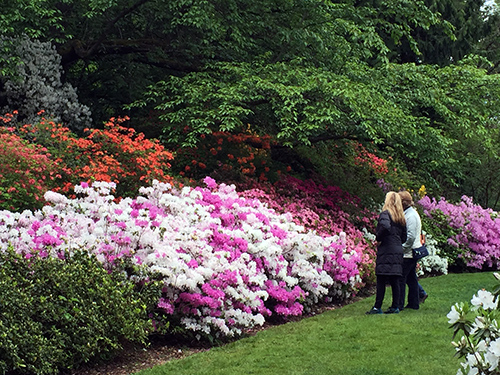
[0, 248, 162, 374]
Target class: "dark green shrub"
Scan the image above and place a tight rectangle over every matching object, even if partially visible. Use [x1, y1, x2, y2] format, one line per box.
[0, 248, 162, 374]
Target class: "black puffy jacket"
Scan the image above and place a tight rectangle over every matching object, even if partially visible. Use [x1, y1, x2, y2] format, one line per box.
[375, 210, 407, 276]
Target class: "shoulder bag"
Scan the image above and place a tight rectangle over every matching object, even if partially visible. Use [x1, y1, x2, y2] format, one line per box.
[413, 233, 428, 260]
[412, 245, 429, 260]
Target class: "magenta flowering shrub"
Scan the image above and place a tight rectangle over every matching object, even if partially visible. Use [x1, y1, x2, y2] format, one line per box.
[418, 195, 500, 270]
[0, 178, 364, 338]
[236, 175, 378, 285]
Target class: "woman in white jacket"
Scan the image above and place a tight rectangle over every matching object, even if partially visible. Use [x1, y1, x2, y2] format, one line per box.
[398, 191, 422, 310]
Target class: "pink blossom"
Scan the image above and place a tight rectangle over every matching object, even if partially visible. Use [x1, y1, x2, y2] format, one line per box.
[203, 176, 217, 189]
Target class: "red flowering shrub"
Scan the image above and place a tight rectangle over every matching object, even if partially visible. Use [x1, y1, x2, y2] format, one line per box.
[16, 114, 175, 198]
[0, 112, 175, 209]
[171, 131, 294, 183]
[352, 142, 389, 175]
[295, 140, 396, 206]
[0, 123, 63, 211]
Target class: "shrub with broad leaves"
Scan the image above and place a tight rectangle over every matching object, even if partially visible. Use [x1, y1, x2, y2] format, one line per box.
[0, 247, 161, 375]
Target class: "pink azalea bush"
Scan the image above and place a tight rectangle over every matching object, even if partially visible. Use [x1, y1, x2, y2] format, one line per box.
[418, 195, 500, 270]
[0, 178, 367, 338]
[235, 175, 378, 285]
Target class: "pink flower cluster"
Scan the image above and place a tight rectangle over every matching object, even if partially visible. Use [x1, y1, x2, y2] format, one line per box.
[419, 195, 500, 269]
[236, 175, 377, 283]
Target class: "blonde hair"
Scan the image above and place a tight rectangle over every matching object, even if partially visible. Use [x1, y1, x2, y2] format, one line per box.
[382, 192, 406, 226]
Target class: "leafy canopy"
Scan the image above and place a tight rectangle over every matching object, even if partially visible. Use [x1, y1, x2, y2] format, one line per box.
[2, 0, 500, 202]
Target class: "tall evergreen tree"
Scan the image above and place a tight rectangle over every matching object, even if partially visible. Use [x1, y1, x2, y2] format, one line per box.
[381, 0, 497, 65]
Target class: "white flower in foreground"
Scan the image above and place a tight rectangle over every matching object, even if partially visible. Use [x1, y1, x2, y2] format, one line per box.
[471, 317, 487, 334]
[476, 339, 488, 353]
[471, 290, 497, 310]
[447, 304, 461, 324]
[489, 337, 500, 358]
[486, 340, 500, 372]
[465, 353, 480, 374]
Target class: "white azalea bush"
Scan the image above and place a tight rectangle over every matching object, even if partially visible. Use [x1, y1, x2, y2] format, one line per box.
[447, 273, 500, 375]
[0, 178, 364, 338]
[418, 233, 449, 276]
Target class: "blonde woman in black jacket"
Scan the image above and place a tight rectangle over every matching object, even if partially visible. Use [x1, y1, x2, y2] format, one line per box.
[366, 192, 407, 315]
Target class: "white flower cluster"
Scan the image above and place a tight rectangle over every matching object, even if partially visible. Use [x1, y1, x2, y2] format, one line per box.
[448, 274, 500, 375]
[0, 180, 361, 337]
[362, 227, 376, 242]
[0, 35, 92, 132]
[418, 233, 448, 276]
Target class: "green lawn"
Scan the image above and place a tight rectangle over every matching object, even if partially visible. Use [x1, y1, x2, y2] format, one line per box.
[135, 272, 496, 375]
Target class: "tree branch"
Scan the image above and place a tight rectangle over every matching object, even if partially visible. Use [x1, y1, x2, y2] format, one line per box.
[58, 0, 156, 64]
[265, 132, 372, 150]
[59, 38, 202, 73]
[87, 0, 154, 57]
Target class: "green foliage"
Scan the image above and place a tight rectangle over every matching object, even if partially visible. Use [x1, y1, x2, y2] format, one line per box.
[294, 140, 389, 206]
[3, 0, 500, 207]
[0, 0, 65, 40]
[134, 57, 500, 200]
[458, 139, 500, 210]
[476, 5, 500, 73]
[0, 0, 67, 76]
[134, 60, 411, 147]
[0, 248, 162, 374]
[373, 61, 500, 195]
[2, 0, 447, 124]
[383, 0, 486, 65]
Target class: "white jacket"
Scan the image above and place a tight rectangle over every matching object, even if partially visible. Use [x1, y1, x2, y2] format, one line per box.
[402, 206, 422, 259]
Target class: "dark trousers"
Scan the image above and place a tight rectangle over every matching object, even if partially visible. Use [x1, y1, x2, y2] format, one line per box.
[418, 283, 427, 299]
[399, 258, 420, 309]
[374, 274, 402, 309]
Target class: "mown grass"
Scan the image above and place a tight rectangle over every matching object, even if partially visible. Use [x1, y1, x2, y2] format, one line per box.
[135, 272, 496, 375]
